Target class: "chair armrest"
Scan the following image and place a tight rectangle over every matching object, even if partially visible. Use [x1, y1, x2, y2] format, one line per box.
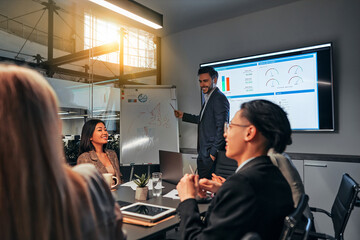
[355, 196, 360, 207]
[310, 207, 332, 218]
[308, 231, 336, 240]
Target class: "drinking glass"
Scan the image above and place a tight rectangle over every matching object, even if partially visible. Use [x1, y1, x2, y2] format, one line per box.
[152, 172, 162, 197]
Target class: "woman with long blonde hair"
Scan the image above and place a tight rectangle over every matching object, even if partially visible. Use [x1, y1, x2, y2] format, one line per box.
[0, 64, 124, 240]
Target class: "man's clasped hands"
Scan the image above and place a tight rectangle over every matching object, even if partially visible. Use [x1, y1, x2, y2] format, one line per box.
[176, 173, 226, 202]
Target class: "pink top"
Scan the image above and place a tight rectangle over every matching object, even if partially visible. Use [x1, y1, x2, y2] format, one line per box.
[105, 165, 115, 175]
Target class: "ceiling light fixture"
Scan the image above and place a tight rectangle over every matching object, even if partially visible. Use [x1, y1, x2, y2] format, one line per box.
[89, 0, 163, 29]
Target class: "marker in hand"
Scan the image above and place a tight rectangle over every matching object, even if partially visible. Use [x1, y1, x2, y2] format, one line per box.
[172, 104, 184, 119]
[169, 103, 175, 110]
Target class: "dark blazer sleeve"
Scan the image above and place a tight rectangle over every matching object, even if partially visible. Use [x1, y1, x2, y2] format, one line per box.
[177, 177, 257, 240]
[209, 92, 229, 157]
[182, 112, 200, 124]
[177, 199, 205, 239]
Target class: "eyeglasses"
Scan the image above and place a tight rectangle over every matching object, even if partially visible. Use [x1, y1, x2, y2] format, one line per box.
[224, 122, 250, 134]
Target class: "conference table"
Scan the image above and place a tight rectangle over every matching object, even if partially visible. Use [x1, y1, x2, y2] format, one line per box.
[112, 181, 209, 240]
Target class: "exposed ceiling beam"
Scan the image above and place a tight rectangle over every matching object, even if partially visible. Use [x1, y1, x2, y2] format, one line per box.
[43, 42, 119, 67]
[55, 67, 109, 81]
[55, 67, 148, 85]
[0, 56, 39, 68]
[103, 69, 157, 81]
[0, 55, 155, 85]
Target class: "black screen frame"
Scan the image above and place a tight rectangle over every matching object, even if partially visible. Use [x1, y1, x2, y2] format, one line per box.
[200, 43, 335, 132]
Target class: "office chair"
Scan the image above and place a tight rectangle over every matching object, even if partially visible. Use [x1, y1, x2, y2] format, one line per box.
[280, 194, 312, 240]
[214, 151, 237, 179]
[241, 232, 261, 240]
[309, 173, 360, 240]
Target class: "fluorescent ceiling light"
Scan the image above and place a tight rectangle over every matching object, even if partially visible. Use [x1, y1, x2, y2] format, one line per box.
[90, 0, 163, 29]
[58, 112, 69, 115]
[60, 116, 88, 120]
[92, 109, 107, 113]
[58, 111, 78, 115]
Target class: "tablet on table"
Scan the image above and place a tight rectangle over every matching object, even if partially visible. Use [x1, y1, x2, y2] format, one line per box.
[120, 202, 176, 223]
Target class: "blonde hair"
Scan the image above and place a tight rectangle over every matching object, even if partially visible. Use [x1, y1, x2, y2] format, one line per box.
[0, 64, 96, 240]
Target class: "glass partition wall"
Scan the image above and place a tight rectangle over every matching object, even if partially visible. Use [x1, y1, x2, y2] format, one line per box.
[0, 1, 160, 165]
[57, 79, 122, 165]
[58, 12, 159, 165]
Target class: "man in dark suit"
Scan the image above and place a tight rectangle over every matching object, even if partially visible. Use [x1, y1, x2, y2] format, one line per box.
[176, 100, 294, 240]
[174, 66, 229, 179]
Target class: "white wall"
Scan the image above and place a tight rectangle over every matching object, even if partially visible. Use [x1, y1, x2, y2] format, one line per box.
[162, 0, 360, 155]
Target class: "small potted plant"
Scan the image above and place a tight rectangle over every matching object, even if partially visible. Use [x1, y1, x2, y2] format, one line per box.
[134, 173, 149, 201]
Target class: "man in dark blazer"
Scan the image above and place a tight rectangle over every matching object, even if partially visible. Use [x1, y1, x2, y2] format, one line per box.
[174, 66, 229, 179]
[176, 100, 294, 240]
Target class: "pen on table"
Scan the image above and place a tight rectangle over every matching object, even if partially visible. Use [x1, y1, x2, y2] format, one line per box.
[169, 103, 175, 110]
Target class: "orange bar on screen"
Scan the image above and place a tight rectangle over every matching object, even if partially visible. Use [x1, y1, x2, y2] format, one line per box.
[226, 77, 230, 91]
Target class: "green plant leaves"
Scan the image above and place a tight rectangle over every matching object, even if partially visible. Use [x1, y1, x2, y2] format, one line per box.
[133, 173, 149, 187]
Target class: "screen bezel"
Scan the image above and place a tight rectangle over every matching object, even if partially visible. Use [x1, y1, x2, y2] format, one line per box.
[200, 43, 335, 132]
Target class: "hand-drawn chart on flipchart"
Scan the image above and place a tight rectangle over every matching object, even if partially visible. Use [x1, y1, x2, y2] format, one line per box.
[120, 86, 179, 165]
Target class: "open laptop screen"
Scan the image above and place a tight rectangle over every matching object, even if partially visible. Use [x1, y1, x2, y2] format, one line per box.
[159, 150, 184, 184]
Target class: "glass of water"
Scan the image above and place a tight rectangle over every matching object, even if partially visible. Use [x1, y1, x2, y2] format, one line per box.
[152, 172, 162, 197]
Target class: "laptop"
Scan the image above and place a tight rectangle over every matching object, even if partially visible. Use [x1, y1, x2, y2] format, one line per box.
[159, 150, 197, 184]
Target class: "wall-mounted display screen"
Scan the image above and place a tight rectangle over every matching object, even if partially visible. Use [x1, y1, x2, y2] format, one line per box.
[200, 43, 334, 131]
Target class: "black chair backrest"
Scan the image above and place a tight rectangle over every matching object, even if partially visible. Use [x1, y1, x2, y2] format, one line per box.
[214, 151, 237, 179]
[280, 194, 311, 240]
[331, 173, 360, 239]
[241, 232, 261, 240]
